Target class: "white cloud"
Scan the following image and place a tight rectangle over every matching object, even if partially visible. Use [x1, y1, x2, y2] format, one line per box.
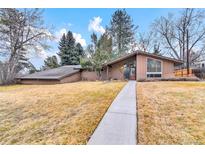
[55, 28, 86, 47]
[73, 33, 86, 47]
[32, 45, 57, 60]
[38, 50, 48, 59]
[37, 50, 60, 63]
[88, 16, 105, 34]
[55, 28, 67, 41]
[67, 23, 72, 27]
[30, 45, 48, 59]
[29, 51, 60, 69]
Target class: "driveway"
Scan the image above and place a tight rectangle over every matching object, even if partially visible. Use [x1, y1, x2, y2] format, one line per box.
[87, 81, 137, 145]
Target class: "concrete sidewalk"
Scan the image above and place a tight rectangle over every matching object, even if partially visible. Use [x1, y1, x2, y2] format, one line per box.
[87, 81, 137, 145]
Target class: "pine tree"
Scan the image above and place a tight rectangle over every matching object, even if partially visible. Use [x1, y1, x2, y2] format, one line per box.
[76, 43, 84, 57]
[91, 32, 98, 52]
[58, 31, 81, 65]
[58, 33, 67, 65]
[92, 49, 110, 77]
[86, 44, 95, 57]
[43, 55, 59, 70]
[81, 32, 112, 77]
[97, 30, 112, 55]
[28, 62, 38, 74]
[109, 9, 137, 56]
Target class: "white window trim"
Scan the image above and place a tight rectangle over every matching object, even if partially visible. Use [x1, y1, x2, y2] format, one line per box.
[147, 72, 162, 75]
[146, 57, 163, 77]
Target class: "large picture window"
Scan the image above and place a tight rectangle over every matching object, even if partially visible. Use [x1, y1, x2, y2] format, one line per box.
[147, 58, 162, 78]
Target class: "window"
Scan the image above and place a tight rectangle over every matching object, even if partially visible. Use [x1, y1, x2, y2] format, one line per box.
[147, 58, 162, 78]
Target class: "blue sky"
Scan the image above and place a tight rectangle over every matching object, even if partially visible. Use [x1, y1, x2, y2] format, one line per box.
[31, 8, 180, 68]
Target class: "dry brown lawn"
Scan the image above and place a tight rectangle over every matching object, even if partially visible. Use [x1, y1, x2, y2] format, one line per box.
[0, 81, 126, 144]
[137, 81, 205, 144]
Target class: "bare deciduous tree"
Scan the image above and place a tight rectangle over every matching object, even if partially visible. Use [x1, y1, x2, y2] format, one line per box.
[153, 9, 205, 74]
[136, 30, 162, 55]
[0, 8, 53, 84]
[136, 31, 154, 52]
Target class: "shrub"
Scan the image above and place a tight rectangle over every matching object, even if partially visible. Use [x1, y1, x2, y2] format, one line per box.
[192, 68, 205, 79]
[138, 77, 200, 82]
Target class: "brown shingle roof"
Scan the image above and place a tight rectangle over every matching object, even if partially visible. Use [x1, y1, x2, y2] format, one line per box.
[16, 65, 81, 80]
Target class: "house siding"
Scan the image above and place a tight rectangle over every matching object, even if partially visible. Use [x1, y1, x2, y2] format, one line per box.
[101, 69, 107, 80]
[136, 55, 147, 80]
[102, 56, 136, 80]
[60, 72, 81, 83]
[81, 71, 99, 81]
[162, 60, 175, 78]
[136, 54, 175, 80]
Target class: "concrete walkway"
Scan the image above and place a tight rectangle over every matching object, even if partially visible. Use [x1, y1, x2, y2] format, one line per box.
[88, 81, 137, 145]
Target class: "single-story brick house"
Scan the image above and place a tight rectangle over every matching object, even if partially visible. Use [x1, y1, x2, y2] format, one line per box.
[16, 50, 183, 84]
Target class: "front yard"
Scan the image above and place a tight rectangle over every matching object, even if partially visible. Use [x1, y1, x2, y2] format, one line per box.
[137, 81, 205, 144]
[0, 81, 126, 144]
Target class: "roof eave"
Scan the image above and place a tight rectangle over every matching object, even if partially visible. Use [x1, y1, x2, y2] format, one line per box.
[16, 70, 80, 80]
[103, 52, 137, 66]
[16, 77, 60, 80]
[103, 51, 183, 66]
[136, 52, 183, 64]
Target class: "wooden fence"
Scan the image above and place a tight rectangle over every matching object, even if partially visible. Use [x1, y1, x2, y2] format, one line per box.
[174, 68, 194, 77]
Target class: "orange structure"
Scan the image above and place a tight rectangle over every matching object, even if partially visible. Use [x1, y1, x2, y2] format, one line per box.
[174, 68, 194, 77]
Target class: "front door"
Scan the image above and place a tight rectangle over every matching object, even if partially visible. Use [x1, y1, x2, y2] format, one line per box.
[123, 63, 136, 80]
[129, 66, 136, 80]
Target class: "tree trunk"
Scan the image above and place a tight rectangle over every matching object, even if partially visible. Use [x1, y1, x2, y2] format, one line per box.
[182, 32, 185, 69]
[186, 29, 190, 75]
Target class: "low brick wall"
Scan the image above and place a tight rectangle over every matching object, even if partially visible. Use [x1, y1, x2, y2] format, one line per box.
[138, 77, 200, 82]
[81, 71, 99, 81]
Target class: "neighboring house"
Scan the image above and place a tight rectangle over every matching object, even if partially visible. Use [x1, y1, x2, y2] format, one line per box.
[192, 60, 205, 69]
[191, 55, 205, 69]
[16, 50, 183, 84]
[191, 56, 205, 79]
